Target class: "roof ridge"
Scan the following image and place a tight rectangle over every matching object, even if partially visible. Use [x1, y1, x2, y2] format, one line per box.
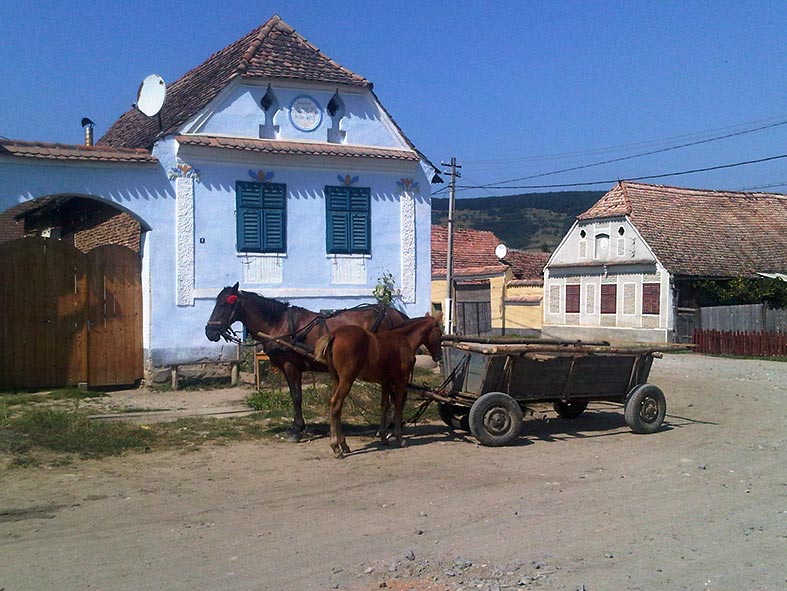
[237, 15, 281, 75]
[618, 180, 633, 214]
[622, 179, 787, 199]
[100, 15, 371, 149]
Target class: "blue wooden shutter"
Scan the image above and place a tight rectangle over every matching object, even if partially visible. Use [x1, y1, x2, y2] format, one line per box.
[325, 185, 370, 254]
[261, 183, 286, 253]
[236, 181, 286, 253]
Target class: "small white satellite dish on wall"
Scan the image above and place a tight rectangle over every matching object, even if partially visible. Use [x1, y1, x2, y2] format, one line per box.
[136, 74, 166, 117]
[495, 243, 508, 259]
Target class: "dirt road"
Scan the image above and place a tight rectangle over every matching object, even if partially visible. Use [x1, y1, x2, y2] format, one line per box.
[2, 354, 785, 590]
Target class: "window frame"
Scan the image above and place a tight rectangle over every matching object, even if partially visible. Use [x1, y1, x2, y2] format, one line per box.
[325, 185, 371, 255]
[642, 282, 661, 315]
[565, 284, 580, 314]
[600, 283, 617, 315]
[235, 181, 287, 254]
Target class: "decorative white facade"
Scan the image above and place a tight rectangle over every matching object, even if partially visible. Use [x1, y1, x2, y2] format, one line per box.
[0, 16, 438, 372]
[543, 216, 674, 343]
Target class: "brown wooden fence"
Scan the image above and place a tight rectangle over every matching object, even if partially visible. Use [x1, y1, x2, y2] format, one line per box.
[693, 329, 787, 357]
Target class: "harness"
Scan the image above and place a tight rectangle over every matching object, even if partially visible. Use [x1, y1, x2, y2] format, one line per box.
[217, 299, 393, 357]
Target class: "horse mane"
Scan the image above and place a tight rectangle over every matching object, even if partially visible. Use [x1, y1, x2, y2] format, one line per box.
[240, 290, 290, 323]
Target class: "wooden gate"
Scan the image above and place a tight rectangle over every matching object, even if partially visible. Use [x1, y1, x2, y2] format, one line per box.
[455, 280, 492, 336]
[0, 238, 142, 388]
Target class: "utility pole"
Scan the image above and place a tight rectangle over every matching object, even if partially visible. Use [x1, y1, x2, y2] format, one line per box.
[441, 157, 461, 335]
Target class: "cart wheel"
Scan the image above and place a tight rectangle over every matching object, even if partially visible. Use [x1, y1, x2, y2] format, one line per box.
[624, 384, 666, 434]
[468, 392, 523, 447]
[437, 403, 470, 431]
[553, 400, 588, 419]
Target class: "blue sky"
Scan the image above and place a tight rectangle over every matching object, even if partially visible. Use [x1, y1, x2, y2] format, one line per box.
[2, 1, 786, 196]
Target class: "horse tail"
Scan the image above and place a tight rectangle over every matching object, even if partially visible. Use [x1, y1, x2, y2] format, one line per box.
[314, 334, 334, 363]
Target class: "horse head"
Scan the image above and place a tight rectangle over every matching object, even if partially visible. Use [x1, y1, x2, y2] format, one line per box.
[205, 282, 241, 342]
[423, 312, 444, 363]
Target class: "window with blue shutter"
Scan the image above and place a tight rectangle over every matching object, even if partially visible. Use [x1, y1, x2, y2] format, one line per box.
[235, 181, 286, 253]
[325, 185, 370, 254]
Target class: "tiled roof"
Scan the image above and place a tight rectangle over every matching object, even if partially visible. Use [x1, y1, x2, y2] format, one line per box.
[502, 249, 550, 280]
[176, 135, 419, 161]
[431, 225, 508, 277]
[0, 138, 155, 163]
[577, 181, 787, 277]
[577, 182, 631, 220]
[99, 15, 370, 150]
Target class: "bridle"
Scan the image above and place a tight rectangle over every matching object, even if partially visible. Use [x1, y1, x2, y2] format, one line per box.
[206, 293, 245, 344]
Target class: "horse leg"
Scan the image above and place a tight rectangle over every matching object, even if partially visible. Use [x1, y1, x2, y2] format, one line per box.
[329, 378, 353, 458]
[282, 363, 305, 442]
[379, 385, 392, 445]
[392, 384, 408, 447]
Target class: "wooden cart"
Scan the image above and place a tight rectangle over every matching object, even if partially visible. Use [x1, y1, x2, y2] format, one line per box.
[416, 337, 686, 447]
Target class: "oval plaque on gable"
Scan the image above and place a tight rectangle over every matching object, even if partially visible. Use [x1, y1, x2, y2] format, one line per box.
[289, 95, 322, 132]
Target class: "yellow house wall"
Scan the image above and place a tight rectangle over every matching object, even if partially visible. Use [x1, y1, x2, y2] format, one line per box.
[431, 270, 545, 332]
[504, 284, 544, 330]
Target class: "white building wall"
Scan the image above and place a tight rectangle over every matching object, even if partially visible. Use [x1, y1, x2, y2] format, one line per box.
[543, 218, 674, 343]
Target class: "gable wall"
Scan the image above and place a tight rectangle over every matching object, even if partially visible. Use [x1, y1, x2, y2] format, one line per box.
[191, 82, 407, 149]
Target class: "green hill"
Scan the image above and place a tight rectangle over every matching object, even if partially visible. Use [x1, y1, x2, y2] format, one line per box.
[431, 191, 604, 252]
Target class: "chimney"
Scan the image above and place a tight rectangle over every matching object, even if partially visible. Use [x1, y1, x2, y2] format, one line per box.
[81, 117, 95, 146]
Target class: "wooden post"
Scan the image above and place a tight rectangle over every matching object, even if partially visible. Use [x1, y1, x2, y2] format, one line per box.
[231, 362, 239, 386]
[171, 365, 179, 391]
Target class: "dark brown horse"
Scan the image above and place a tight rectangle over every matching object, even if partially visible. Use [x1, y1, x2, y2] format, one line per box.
[205, 283, 409, 440]
[315, 313, 443, 458]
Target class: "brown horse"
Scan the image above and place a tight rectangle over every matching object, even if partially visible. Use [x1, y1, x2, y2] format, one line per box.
[315, 313, 443, 458]
[205, 283, 409, 441]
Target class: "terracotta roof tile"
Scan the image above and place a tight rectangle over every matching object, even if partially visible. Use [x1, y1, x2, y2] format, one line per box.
[501, 249, 550, 280]
[176, 135, 418, 161]
[0, 138, 155, 163]
[577, 181, 787, 277]
[431, 225, 508, 277]
[99, 15, 370, 150]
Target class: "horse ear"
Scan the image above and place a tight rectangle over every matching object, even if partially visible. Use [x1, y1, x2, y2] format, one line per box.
[231, 282, 239, 293]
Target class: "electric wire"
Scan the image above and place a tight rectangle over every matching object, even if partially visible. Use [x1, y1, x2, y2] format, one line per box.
[476, 119, 787, 188]
[451, 153, 787, 191]
[464, 113, 787, 165]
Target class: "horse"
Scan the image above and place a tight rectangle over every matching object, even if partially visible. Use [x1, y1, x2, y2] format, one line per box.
[204, 282, 410, 441]
[314, 313, 443, 458]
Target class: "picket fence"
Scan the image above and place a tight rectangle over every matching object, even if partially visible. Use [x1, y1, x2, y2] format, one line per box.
[693, 329, 787, 357]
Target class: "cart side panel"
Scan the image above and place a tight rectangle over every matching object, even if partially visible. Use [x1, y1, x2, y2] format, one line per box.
[568, 355, 637, 396]
[480, 356, 508, 394]
[507, 355, 574, 398]
[507, 354, 638, 400]
[442, 347, 494, 395]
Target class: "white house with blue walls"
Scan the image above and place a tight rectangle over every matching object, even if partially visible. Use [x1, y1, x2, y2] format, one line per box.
[0, 15, 438, 382]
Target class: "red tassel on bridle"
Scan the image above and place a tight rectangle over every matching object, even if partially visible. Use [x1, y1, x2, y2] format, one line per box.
[226, 294, 238, 305]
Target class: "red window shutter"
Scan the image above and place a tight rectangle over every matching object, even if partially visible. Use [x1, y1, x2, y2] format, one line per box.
[565, 284, 580, 313]
[642, 283, 660, 315]
[601, 284, 617, 314]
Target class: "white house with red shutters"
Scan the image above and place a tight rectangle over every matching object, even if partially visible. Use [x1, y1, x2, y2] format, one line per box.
[542, 181, 787, 343]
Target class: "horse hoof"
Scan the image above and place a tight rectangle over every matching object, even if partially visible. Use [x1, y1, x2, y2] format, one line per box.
[285, 432, 302, 443]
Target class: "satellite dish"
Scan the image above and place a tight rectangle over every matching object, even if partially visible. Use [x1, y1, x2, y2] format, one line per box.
[136, 74, 166, 117]
[495, 243, 508, 259]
